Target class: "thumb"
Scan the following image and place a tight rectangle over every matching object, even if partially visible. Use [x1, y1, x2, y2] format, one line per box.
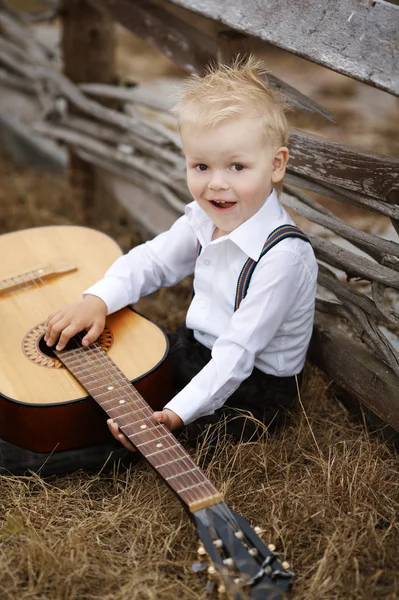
[153, 411, 169, 426]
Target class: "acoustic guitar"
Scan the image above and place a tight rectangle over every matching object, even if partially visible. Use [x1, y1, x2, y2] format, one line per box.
[0, 225, 171, 452]
[0, 225, 294, 598]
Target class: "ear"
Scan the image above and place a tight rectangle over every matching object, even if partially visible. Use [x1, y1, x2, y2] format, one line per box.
[271, 147, 289, 183]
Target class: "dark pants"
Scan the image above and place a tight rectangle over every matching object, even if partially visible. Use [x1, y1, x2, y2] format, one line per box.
[169, 324, 301, 446]
[0, 325, 301, 475]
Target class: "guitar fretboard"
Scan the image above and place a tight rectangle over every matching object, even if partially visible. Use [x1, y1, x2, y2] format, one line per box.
[55, 341, 223, 512]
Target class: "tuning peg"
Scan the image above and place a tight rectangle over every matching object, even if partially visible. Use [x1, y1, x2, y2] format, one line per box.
[234, 530, 244, 539]
[197, 544, 208, 562]
[207, 565, 217, 581]
[223, 557, 234, 567]
[268, 543, 276, 552]
[218, 583, 228, 599]
[213, 538, 223, 548]
[254, 525, 264, 535]
[282, 561, 291, 570]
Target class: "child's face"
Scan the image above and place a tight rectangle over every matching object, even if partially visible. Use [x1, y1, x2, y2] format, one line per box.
[182, 116, 288, 235]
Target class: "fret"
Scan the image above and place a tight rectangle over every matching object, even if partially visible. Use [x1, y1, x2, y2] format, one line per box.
[143, 446, 188, 468]
[134, 432, 171, 447]
[104, 400, 141, 412]
[100, 405, 142, 419]
[145, 444, 181, 458]
[116, 414, 154, 428]
[156, 456, 193, 469]
[55, 342, 224, 511]
[91, 386, 127, 396]
[177, 481, 209, 494]
[95, 391, 139, 405]
[157, 456, 198, 474]
[165, 467, 200, 481]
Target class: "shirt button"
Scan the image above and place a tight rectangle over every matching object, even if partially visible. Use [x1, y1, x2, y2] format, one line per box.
[199, 301, 206, 308]
[203, 259, 210, 266]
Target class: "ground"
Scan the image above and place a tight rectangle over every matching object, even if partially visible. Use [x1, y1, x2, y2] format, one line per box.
[1, 1, 399, 599]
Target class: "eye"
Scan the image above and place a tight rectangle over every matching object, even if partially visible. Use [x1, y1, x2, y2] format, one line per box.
[195, 164, 208, 171]
[231, 164, 244, 172]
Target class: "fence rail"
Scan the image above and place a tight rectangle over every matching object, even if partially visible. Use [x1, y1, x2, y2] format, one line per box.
[0, 1, 398, 428]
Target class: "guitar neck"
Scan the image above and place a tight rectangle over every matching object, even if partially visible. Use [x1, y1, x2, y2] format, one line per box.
[55, 340, 223, 512]
[0, 261, 77, 296]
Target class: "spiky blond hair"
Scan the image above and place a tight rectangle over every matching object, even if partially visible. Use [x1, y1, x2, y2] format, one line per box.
[171, 55, 289, 148]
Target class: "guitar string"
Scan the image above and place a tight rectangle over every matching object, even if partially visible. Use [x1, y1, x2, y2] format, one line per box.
[65, 348, 223, 500]
[59, 333, 275, 569]
[61, 336, 216, 495]
[6, 270, 245, 528]
[6, 271, 264, 565]
[1, 271, 33, 291]
[66, 344, 262, 576]
[6, 268, 219, 500]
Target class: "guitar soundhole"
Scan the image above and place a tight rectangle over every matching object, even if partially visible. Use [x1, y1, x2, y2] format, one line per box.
[22, 323, 114, 369]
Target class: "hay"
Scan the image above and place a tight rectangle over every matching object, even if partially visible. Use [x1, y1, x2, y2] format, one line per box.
[0, 156, 398, 599]
[0, 371, 398, 599]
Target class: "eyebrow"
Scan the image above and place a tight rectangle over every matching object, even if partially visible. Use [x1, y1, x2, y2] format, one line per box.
[186, 153, 254, 161]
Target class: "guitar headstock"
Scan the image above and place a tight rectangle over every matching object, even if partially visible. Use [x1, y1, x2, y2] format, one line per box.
[192, 502, 294, 600]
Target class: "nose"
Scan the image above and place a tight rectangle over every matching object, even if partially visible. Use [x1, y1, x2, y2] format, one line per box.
[208, 171, 229, 191]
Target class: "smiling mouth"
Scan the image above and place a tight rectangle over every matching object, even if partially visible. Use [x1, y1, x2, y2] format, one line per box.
[209, 200, 236, 210]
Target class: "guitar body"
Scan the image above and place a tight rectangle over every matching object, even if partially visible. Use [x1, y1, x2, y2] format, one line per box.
[0, 226, 172, 452]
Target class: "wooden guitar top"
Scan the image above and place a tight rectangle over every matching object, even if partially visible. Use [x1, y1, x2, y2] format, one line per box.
[0, 226, 168, 407]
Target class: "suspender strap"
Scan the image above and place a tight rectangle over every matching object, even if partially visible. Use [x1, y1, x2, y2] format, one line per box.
[234, 224, 311, 311]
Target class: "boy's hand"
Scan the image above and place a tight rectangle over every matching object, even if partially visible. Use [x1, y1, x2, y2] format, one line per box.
[45, 295, 107, 351]
[153, 409, 183, 431]
[107, 409, 183, 452]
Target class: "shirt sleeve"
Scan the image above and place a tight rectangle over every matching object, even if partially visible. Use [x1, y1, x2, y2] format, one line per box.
[83, 215, 198, 314]
[164, 249, 313, 424]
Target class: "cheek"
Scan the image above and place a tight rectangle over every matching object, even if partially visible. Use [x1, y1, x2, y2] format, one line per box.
[187, 173, 203, 199]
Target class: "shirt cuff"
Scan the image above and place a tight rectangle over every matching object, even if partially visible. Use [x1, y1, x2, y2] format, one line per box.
[163, 383, 214, 425]
[83, 277, 131, 315]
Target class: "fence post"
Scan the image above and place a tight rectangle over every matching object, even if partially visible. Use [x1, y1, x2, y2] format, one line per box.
[216, 30, 250, 65]
[60, 0, 115, 223]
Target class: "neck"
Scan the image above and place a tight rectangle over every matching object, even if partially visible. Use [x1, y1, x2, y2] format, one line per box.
[55, 339, 223, 512]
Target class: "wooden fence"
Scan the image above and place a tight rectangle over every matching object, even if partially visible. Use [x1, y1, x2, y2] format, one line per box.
[0, 0, 398, 429]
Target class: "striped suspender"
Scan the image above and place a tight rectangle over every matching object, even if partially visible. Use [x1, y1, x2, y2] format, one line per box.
[234, 225, 311, 310]
[196, 224, 311, 311]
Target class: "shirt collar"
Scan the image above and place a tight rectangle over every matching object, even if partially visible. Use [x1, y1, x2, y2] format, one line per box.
[185, 189, 285, 261]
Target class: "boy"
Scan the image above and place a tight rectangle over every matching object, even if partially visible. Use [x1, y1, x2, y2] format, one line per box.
[45, 57, 318, 451]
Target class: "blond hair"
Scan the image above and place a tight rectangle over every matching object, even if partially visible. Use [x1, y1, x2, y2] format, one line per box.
[171, 55, 289, 148]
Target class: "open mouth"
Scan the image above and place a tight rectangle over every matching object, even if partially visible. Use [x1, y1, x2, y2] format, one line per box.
[209, 200, 236, 210]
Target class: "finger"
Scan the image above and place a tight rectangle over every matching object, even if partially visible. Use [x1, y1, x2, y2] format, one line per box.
[45, 313, 62, 343]
[107, 419, 136, 452]
[55, 322, 84, 351]
[82, 320, 105, 346]
[45, 311, 61, 339]
[46, 316, 69, 347]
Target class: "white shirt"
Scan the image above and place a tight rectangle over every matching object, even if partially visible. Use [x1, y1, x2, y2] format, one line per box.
[85, 190, 318, 425]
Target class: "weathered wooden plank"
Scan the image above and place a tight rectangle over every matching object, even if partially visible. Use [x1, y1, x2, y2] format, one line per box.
[288, 130, 399, 203]
[309, 318, 399, 432]
[93, 0, 213, 74]
[166, 0, 399, 96]
[285, 173, 399, 221]
[310, 235, 399, 289]
[282, 190, 399, 259]
[315, 299, 399, 376]
[89, 0, 334, 121]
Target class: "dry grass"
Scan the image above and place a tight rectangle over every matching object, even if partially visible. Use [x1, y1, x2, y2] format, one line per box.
[0, 369, 398, 600]
[1, 155, 398, 599]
